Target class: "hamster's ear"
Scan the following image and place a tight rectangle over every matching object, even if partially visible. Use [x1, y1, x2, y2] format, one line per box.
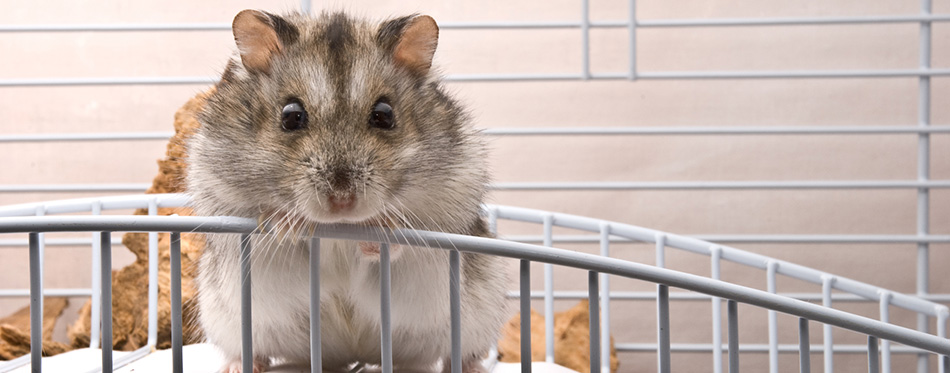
[232, 10, 298, 74]
[378, 15, 439, 77]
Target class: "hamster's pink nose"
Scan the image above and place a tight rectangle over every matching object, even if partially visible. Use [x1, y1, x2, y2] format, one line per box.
[328, 193, 356, 213]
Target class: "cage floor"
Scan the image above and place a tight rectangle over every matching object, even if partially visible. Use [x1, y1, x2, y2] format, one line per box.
[9, 344, 579, 373]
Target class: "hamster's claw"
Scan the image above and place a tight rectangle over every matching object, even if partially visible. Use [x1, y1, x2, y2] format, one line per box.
[358, 241, 379, 255]
[358, 241, 402, 259]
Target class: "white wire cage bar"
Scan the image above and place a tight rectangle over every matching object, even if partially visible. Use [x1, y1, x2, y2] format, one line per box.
[0, 194, 949, 373]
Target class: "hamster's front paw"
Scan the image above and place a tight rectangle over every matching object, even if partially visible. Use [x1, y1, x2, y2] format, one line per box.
[222, 357, 270, 373]
[358, 241, 402, 260]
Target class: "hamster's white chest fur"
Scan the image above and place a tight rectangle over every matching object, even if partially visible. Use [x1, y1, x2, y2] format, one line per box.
[195, 234, 504, 370]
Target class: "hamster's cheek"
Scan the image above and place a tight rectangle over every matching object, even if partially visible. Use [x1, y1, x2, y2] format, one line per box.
[394, 142, 421, 163]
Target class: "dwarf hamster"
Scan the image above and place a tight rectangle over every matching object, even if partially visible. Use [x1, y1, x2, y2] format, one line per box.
[186, 9, 509, 373]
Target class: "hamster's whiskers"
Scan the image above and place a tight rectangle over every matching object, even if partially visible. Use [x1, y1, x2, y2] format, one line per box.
[380, 195, 442, 255]
[253, 198, 304, 270]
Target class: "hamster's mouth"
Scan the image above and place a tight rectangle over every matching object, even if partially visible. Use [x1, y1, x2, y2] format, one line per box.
[260, 195, 389, 227]
[258, 206, 390, 232]
[311, 190, 393, 224]
[328, 193, 356, 214]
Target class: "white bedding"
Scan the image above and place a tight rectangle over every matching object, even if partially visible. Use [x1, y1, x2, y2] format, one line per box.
[8, 344, 579, 373]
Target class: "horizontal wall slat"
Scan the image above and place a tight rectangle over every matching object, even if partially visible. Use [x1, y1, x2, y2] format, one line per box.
[4, 180, 950, 193]
[0, 23, 231, 32]
[635, 14, 950, 27]
[0, 132, 174, 142]
[4, 126, 950, 143]
[501, 234, 950, 244]
[2, 14, 948, 33]
[493, 180, 950, 190]
[484, 126, 950, 136]
[0, 76, 217, 87]
[635, 69, 950, 79]
[3, 68, 950, 87]
[0, 288, 93, 297]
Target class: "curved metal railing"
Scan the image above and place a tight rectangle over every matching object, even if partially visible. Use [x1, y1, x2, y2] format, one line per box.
[0, 194, 947, 373]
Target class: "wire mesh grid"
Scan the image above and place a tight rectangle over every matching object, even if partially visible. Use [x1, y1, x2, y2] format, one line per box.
[0, 0, 948, 372]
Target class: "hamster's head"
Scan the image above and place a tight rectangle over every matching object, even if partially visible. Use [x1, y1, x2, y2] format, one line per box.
[188, 10, 487, 229]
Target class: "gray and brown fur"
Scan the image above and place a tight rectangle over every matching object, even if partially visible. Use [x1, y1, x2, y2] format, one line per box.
[187, 10, 508, 373]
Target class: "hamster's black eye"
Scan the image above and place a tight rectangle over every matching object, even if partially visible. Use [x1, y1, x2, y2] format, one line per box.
[281, 101, 308, 131]
[369, 100, 395, 130]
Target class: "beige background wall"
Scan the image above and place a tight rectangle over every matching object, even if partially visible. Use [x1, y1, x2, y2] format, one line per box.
[1, 0, 948, 372]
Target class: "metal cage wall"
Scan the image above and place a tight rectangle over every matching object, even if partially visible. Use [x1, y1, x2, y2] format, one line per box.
[1, 0, 949, 372]
[0, 195, 950, 372]
[0, 194, 948, 373]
